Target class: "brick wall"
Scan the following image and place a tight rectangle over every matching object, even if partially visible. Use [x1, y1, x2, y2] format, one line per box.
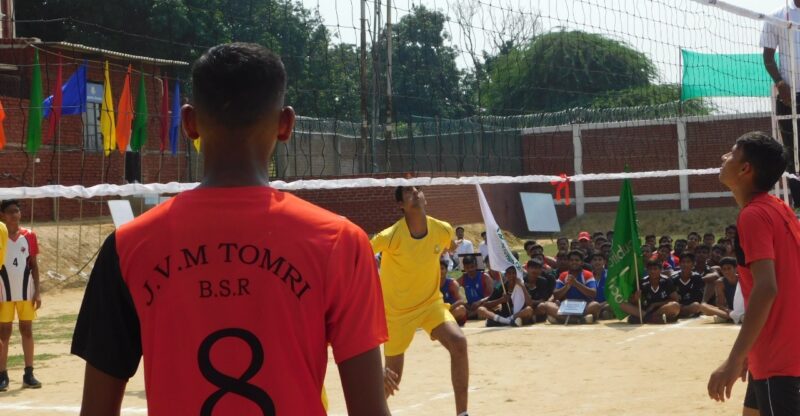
[0, 41, 195, 221]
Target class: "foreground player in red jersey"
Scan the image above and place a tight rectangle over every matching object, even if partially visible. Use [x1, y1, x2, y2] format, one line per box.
[709, 131, 800, 415]
[72, 43, 390, 416]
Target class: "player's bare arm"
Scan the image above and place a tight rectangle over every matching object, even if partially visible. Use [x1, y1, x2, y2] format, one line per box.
[79, 363, 127, 416]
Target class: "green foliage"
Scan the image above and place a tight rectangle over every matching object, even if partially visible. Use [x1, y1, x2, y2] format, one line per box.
[485, 30, 658, 114]
[381, 5, 468, 121]
[591, 84, 714, 116]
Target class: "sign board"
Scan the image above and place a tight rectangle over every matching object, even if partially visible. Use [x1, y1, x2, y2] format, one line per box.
[519, 193, 561, 233]
[107, 200, 135, 229]
[558, 299, 587, 316]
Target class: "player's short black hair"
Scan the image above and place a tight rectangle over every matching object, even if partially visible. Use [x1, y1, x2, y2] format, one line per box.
[711, 244, 726, 254]
[658, 243, 672, 251]
[556, 236, 569, 243]
[463, 255, 477, 265]
[719, 257, 737, 268]
[592, 231, 605, 238]
[703, 233, 715, 239]
[678, 252, 696, 262]
[645, 234, 656, 240]
[645, 259, 662, 269]
[688, 231, 700, 239]
[455, 226, 465, 232]
[675, 239, 688, 246]
[531, 244, 544, 252]
[590, 252, 605, 261]
[567, 249, 585, 260]
[725, 224, 737, 232]
[641, 244, 652, 251]
[659, 235, 672, 243]
[0, 199, 20, 212]
[523, 240, 536, 250]
[191, 43, 286, 128]
[735, 131, 787, 192]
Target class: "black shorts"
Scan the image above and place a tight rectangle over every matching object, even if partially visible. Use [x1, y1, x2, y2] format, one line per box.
[743, 373, 800, 415]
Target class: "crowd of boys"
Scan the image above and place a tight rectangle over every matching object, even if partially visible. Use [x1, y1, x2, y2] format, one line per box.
[440, 227, 743, 327]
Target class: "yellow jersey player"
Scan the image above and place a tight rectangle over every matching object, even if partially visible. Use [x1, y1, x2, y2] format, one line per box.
[372, 186, 470, 416]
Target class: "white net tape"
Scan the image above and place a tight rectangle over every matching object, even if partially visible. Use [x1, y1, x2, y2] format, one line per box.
[1, 168, 797, 199]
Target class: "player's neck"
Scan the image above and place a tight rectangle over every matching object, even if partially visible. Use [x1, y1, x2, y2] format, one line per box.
[199, 162, 270, 188]
[730, 183, 760, 208]
[199, 136, 272, 188]
[403, 210, 427, 238]
[5, 223, 19, 235]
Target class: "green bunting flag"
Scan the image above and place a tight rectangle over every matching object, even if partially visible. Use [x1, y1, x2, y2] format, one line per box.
[26, 49, 43, 155]
[131, 73, 149, 151]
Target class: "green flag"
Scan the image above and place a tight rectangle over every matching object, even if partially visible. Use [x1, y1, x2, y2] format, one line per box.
[605, 179, 643, 320]
[681, 49, 775, 100]
[26, 49, 43, 154]
[130, 73, 148, 151]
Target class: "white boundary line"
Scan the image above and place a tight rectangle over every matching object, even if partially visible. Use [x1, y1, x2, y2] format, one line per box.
[0, 402, 146, 414]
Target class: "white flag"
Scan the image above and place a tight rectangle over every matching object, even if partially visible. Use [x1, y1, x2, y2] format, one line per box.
[475, 184, 523, 279]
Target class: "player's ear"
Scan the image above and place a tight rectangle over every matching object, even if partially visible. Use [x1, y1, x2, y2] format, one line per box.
[181, 104, 200, 140]
[277, 106, 296, 142]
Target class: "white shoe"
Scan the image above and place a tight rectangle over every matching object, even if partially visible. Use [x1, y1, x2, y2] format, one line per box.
[583, 314, 594, 324]
[512, 317, 523, 327]
[547, 315, 558, 324]
[713, 316, 730, 324]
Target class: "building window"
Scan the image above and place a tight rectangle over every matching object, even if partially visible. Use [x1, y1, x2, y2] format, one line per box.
[83, 82, 103, 152]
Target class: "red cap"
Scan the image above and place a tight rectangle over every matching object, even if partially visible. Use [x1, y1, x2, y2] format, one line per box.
[578, 231, 591, 242]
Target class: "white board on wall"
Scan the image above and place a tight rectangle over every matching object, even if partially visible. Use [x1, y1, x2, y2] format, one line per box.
[107, 200, 135, 229]
[519, 193, 561, 233]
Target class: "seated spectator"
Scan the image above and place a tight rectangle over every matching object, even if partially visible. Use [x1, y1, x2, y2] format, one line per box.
[590, 253, 613, 320]
[523, 240, 537, 256]
[693, 244, 718, 303]
[457, 255, 495, 319]
[577, 231, 593, 255]
[702, 232, 715, 248]
[620, 260, 680, 324]
[453, 226, 474, 270]
[709, 244, 726, 268]
[600, 242, 612, 260]
[641, 244, 654, 264]
[673, 239, 688, 258]
[569, 240, 581, 251]
[606, 230, 614, 243]
[593, 236, 609, 252]
[477, 266, 534, 327]
[527, 244, 556, 269]
[554, 251, 569, 275]
[656, 243, 678, 271]
[541, 250, 601, 324]
[592, 231, 605, 241]
[440, 260, 467, 325]
[524, 258, 554, 322]
[699, 257, 740, 323]
[644, 234, 657, 247]
[484, 256, 503, 284]
[659, 235, 672, 246]
[717, 238, 734, 257]
[671, 253, 704, 318]
[687, 231, 701, 252]
[724, 224, 737, 248]
[556, 237, 569, 252]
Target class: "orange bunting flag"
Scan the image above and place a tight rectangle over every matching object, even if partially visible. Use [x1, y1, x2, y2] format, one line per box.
[116, 65, 134, 154]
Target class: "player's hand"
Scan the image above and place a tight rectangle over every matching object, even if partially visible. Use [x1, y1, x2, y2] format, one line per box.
[384, 367, 400, 397]
[631, 290, 641, 303]
[778, 80, 793, 107]
[32, 293, 41, 310]
[565, 275, 575, 286]
[707, 356, 746, 402]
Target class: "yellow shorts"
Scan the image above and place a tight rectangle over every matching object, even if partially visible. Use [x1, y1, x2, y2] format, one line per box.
[384, 298, 455, 357]
[0, 301, 37, 323]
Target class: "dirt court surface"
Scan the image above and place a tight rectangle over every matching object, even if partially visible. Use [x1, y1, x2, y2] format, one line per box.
[0, 287, 747, 416]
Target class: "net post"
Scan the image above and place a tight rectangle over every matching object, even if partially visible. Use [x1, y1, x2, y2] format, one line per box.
[571, 124, 585, 216]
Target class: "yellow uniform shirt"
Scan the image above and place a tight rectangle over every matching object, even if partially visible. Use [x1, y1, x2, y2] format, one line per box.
[0, 222, 6, 271]
[371, 216, 454, 315]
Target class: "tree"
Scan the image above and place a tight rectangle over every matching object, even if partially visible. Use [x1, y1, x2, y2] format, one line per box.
[485, 30, 658, 114]
[380, 5, 467, 121]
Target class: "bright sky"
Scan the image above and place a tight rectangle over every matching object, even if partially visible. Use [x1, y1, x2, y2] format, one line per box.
[301, 0, 793, 113]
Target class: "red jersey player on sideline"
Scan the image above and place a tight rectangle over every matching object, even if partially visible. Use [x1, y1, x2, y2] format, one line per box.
[709, 131, 800, 416]
[71, 43, 390, 416]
